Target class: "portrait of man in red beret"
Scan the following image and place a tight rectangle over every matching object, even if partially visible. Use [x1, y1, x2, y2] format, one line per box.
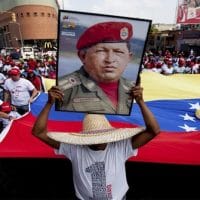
[56, 10, 151, 115]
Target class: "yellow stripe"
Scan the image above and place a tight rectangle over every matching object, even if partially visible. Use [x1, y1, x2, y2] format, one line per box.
[43, 78, 56, 92]
[141, 71, 200, 101]
[43, 72, 200, 101]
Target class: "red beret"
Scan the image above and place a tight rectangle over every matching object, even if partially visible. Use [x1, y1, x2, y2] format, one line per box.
[76, 21, 133, 50]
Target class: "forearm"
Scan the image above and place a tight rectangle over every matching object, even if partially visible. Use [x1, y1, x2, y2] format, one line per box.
[32, 86, 63, 149]
[30, 89, 39, 101]
[137, 100, 160, 135]
[131, 86, 160, 148]
[32, 102, 52, 136]
[32, 101, 60, 149]
[0, 111, 10, 119]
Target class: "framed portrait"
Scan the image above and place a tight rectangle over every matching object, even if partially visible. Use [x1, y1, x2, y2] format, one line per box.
[55, 10, 151, 115]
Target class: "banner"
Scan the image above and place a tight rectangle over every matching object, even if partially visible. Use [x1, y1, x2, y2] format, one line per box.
[177, 0, 200, 24]
[0, 72, 200, 165]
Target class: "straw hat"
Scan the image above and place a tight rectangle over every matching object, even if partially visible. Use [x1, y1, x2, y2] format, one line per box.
[47, 114, 144, 145]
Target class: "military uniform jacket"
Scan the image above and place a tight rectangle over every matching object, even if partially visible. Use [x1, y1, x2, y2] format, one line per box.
[57, 67, 134, 115]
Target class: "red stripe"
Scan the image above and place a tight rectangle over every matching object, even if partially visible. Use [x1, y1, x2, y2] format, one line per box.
[0, 113, 200, 165]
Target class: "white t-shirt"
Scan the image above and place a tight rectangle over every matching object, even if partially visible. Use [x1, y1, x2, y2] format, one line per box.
[4, 78, 35, 106]
[174, 66, 186, 73]
[162, 67, 174, 75]
[56, 138, 138, 200]
[3, 64, 12, 73]
[0, 73, 6, 84]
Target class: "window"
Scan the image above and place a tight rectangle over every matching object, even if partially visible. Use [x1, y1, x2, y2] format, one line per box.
[34, 12, 38, 17]
[48, 13, 51, 17]
[20, 13, 23, 17]
[26, 12, 30, 17]
[41, 12, 45, 17]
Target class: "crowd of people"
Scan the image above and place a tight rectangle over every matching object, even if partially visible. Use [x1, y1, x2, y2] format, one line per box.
[142, 49, 200, 75]
[0, 48, 57, 132]
[0, 48, 57, 80]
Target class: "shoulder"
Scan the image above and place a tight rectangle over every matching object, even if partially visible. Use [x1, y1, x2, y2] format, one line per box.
[56, 142, 80, 159]
[58, 70, 82, 91]
[116, 138, 138, 157]
[119, 77, 135, 90]
[20, 78, 35, 87]
[20, 77, 32, 83]
[4, 78, 12, 86]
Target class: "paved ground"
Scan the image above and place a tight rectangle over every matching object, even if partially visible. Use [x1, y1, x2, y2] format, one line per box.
[0, 159, 199, 199]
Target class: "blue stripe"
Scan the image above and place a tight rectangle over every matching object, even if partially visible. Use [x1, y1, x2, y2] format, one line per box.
[31, 93, 200, 132]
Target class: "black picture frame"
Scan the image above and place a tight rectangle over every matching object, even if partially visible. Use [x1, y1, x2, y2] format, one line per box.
[55, 9, 151, 115]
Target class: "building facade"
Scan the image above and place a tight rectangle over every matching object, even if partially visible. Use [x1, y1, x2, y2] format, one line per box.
[0, 0, 59, 48]
[147, 24, 200, 56]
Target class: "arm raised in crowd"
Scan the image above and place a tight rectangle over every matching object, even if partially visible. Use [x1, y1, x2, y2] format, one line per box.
[32, 86, 64, 149]
[130, 85, 160, 149]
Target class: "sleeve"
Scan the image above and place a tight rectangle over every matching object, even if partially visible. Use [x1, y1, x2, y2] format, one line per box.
[54, 142, 75, 161]
[3, 80, 9, 90]
[115, 138, 138, 161]
[25, 79, 35, 91]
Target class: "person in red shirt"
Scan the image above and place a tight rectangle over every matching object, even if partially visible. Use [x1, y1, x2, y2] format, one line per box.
[27, 58, 37, 70]
[26, 69, 43, 91]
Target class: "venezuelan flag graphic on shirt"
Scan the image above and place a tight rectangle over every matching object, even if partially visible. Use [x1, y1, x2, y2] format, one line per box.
[0, 72, 200, 165]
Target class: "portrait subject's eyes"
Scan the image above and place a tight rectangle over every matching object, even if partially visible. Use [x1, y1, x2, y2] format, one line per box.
[95, 48, 125, 54]
[114, 49, 125, 54]
[95, 48, 106, 53]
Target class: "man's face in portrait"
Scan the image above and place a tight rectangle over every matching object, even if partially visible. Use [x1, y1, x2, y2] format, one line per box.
[79, 42, 133, 83]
